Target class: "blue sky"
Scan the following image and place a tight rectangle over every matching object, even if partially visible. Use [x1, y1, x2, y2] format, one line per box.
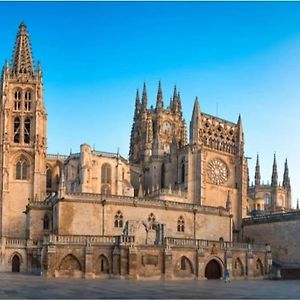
[0, 2, 299, 205]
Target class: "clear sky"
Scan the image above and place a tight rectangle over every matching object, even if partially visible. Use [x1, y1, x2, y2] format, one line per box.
[0, 2, 299, 206]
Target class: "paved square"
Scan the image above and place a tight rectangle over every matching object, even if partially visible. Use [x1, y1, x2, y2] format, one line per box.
[0, 274, 299, 299]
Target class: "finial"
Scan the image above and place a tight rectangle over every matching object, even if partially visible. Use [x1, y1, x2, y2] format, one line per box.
[19, 22, 27, 31]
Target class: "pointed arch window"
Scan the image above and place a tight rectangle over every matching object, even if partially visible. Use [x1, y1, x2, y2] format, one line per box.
[177, 216, 185, 232]
[16, 157, 29, 180]
[114, 211, 123, 228]
[46, 168, 52, 189]
[101, 163, 111, 184]
[24, 118, 30, 144]
[181, 158, 185, 183]
[43, 214, 49, 230]
[161, 163, 165, 189]
[13, 117, 20, 143]
[14, 90, 21, 111]
[24, 91, 32, 111]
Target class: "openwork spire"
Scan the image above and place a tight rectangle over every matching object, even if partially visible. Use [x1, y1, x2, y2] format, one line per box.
[142, 82, 147, 109]
[271, 153, 278, 187]
[156, 80, 163, 110]
[255, 154, 261, 186]
[283, 158, 291, 189]
[11, 22, 34, 77]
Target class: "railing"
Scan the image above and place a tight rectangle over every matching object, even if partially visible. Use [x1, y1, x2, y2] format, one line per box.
[48, 234, 116, 245]
[116, 235, 135, 245]
[47, 153, 69, 160]
[243, 210, 300, 225]
[147, 188, 188, 199]
[5, 237, 27, 248]
[164, 237, 266, 252]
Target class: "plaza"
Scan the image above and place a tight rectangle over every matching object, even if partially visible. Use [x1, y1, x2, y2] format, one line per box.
[0, 273, 299, 299]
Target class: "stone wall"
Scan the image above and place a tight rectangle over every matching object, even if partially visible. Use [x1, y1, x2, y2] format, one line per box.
[41, 235, 270, 280]
[242, 211, 300, 264]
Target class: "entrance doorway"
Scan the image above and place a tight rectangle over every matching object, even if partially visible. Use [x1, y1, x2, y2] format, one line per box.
[205, 259, 222, 279]
[12, 255, 20, 272]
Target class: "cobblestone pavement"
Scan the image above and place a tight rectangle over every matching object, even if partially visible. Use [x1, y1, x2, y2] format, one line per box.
[0, 273, 299, 299]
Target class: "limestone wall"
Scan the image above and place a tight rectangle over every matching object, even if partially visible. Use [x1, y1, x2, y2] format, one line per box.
[242, 213, 300, 264]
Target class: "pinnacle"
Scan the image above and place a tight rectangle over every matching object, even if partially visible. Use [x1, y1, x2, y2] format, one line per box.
[11, 22, 34, 76]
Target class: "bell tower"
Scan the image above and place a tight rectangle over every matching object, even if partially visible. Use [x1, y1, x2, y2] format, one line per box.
[0, 23, 47, 238]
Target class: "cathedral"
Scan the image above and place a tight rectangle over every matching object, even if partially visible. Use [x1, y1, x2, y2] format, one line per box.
[0, 23, 285, 279]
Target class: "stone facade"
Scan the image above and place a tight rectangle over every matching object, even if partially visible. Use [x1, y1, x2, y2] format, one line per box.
[0, 23, 272, 279]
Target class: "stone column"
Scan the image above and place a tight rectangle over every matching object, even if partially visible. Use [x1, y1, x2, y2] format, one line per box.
[128, 245, 138, 279]
[46, 245, 56, 277]
[196, 247, 205, 280]
[164, 246, 173, 279]
[84, 242, 93, 279]
[112, 246, 121, 277]
[225, 249, 232, 278]
[246, 244, 254, 278]
[265, 244, 272, 276]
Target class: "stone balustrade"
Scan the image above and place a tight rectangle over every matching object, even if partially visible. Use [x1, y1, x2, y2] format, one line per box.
[48, 234, 116, 245]
[5, 237, 27, 248]
[47, 153, 69, 160]
[164, 237, 267, 252]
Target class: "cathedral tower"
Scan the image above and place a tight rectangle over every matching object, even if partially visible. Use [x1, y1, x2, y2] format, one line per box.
[0, 23, 47, 238]
[129, 82, 187, 164]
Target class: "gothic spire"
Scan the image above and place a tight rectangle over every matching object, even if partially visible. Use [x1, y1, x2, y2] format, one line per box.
[173, 85, 178, 100]
[255, 154, 261, 186]
[271, 153, 278, 187]
[283, 158, 291, 189]
[135, 89, 140, 107]
[189, 96, 201, 145]
[142, 82, 147, 109]
[156, 80, 163, 110]
[133, 89, 140, 121]
[11, 22, 34, 77]
[237, 114, 244, 155]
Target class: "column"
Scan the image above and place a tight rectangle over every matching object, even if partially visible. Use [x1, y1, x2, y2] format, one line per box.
[164, 246, 173, 279]
[196, 247, 205, 280]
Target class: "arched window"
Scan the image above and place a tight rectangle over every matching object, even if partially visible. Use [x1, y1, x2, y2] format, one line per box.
[14, 117, 20, 143]
[24, 91, 32, 111]
[177, 216, 185, 232]
[148, 213, 156, 229]
[43, 214, 49, 230]
[101, 163, 111, 184]
[161, 163, 165, 189]
[14, 90, 21, 111]
[24, 118, 30, 144]
[46, 168, 52, 189]
[181, 158, 185, 183]
[180, 256, 186, 270]
[114, 210, 123, 228]
[16, 157, 29, 180]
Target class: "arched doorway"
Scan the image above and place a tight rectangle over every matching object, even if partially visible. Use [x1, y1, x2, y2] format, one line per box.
[97, 255, 109, 274]
[205, 259, 222, 279]
[12, 255, 20, 272]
